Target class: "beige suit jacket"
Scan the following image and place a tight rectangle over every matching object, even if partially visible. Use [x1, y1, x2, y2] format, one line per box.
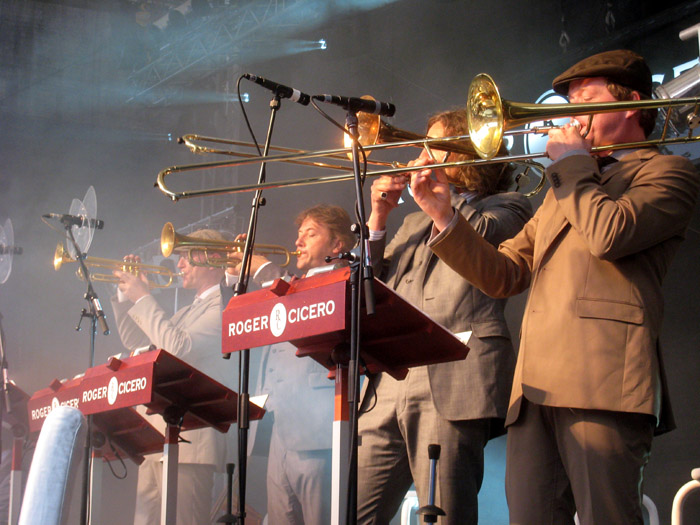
[430, 149, 699, 432]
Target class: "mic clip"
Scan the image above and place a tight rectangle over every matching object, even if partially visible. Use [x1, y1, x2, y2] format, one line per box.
[325, 252, 358, 264]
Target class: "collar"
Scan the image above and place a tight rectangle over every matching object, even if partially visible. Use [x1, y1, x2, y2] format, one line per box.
[195, 284, 219, 302]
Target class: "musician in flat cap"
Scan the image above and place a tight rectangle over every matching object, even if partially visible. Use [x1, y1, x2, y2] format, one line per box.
[409, 50, 700, 524]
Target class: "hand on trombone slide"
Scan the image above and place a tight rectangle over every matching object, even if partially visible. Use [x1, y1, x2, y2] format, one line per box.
[406, 157, 455, 233]
[545, 118, 593, 161]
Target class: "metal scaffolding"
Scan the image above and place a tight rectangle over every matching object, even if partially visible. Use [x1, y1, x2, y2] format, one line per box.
[125, 0, 305, 105]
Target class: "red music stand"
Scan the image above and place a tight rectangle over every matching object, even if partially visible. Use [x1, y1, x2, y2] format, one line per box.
[27, 349, 265, 525]
[222, 267, 468, 525]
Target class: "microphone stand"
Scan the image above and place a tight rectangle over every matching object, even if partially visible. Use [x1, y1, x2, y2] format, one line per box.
[64, 224, 110, 525]
[345, 111, 376, 525]
[230, 94, 282, 525]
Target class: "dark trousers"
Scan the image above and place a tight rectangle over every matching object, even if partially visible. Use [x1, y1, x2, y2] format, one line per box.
[505, 399, 655, 525]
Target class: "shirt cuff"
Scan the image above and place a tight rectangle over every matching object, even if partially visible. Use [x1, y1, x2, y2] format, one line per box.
[253, 261, 273, 281]
[369, 229, 386, 241]
[225, 272, 239, 287]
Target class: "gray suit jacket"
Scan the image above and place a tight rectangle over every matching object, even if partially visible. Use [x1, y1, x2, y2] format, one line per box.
[430, 150, 699, 433]
[372, 191, 532, 423]
[111, 289, 229, 467]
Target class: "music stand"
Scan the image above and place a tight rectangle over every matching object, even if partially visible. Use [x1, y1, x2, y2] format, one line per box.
[27, 349, 266, 525]
[222, 267, 468, 524]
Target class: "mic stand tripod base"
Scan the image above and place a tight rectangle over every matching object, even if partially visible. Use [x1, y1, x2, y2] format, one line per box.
[417, 504, 446, 523]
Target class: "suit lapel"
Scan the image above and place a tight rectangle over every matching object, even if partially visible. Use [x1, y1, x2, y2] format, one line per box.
[172, 291, 218, 327]
[532, 149, 655, 266]
[411, 192, 464, 285]
[389, 215, 432, 289]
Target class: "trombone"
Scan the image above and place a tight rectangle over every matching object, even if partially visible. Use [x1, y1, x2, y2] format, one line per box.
[161, 222, 299, 268]
[156, 111, 548, 201]
[467, 73, 700, 159]
[53, 243, 179, 288]
[155, 76, 700, 201]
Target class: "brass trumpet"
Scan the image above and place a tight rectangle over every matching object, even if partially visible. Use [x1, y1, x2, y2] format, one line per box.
[53, 243, 179, 288]
[161, 222, 299, 268]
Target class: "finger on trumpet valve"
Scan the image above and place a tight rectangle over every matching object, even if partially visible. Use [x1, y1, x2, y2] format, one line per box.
[570, 119, 582, 131]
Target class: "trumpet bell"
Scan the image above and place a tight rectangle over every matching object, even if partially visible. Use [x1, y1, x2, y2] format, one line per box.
[54, 242, 70, 271]
[161, 222, 297, 267]
[161, 222, 177, 258]
[348, 101, 479, 158]
[344, 98, 382, 154]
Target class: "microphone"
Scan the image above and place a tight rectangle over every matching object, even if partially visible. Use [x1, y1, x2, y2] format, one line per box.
[243, 74, 310, 105]
[42, 213, 104, 230]
[313, 94, 396, 117]
[417, 443, 446, 522]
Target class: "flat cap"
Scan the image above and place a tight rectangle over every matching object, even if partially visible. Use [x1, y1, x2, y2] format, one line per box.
[552, 49, 652, 96]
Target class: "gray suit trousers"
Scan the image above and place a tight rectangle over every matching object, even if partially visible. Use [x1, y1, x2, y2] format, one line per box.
[357, 367, 490, 525]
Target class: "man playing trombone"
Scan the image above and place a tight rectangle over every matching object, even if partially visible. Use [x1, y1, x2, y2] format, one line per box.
[411, 50, 700, 524]
[356, 109, 533, 524]
[110, 228, 230, 525]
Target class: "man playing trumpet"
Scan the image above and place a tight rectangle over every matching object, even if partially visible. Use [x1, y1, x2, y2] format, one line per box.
[111, 228, 230, 525]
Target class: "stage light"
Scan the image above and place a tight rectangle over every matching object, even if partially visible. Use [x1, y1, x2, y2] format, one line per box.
[655, 63, 700, 133]
[226, 93, 250, 103]
[319, 39, 327, 50]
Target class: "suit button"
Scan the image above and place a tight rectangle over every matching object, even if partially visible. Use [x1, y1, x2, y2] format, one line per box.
[551, 172, 561, 188]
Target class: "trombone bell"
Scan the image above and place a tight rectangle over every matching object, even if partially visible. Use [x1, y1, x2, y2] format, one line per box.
[467, 72, 700, 159]
[467, 74, 505, 160]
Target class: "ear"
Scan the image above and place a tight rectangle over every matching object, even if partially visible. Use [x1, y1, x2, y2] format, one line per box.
[330, 237, 344, 255]
[624, 90, 642, 120]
